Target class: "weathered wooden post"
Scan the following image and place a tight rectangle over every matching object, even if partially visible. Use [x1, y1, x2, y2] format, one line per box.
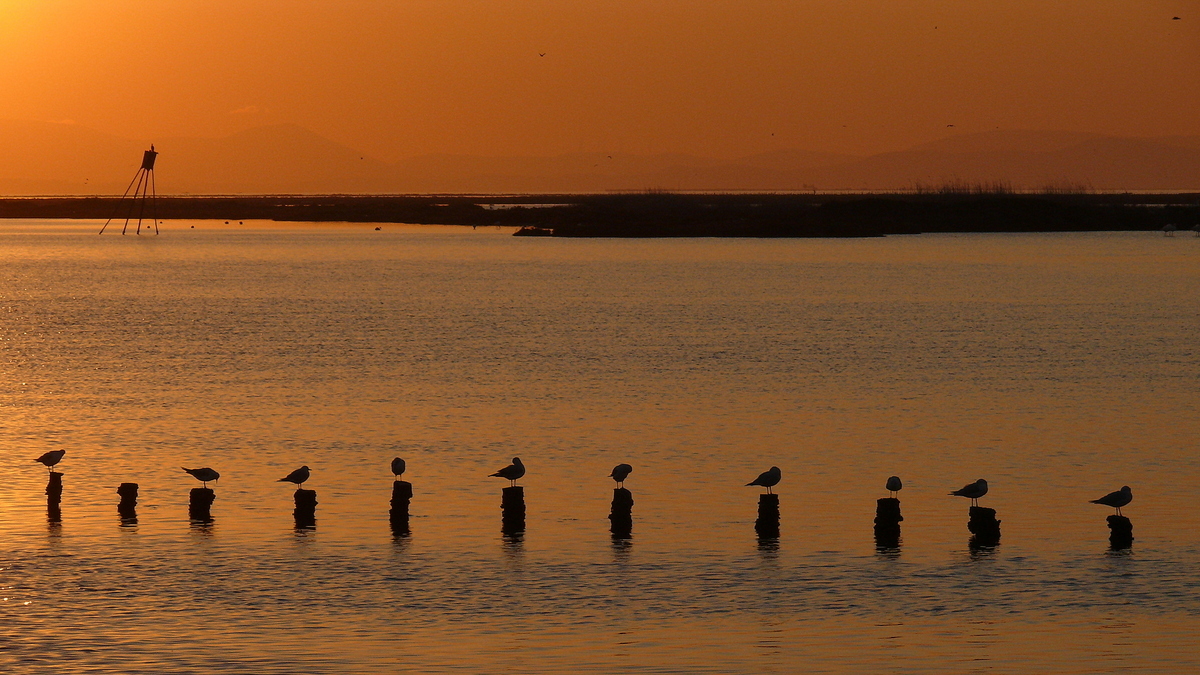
[117, 483, 139, 523]
[46, 471, 63, 523]
[967, 506, 1001, 546]
[755, 494, 780, 539]
[1107, 515, 1133, 549]
[874, 497, 903, 548]
[189, 487, 215, 522]
[46, 471, 63, 504]
[501, 486, 525, 534]
[294, 489, 318, 528]
[609, 488, 634, 538]
[390, 480, 412, 535]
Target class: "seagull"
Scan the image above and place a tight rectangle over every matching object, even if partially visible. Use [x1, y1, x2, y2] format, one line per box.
[609, 463, 633, 488]
[391, 457, 406, 479]
[746, 466, 782, 494]
[278, 465, 311, 489]
[886, 475, 903, 497]
[34, 450, 66, 472]
[538, 52, 546, 57]
[1090, 485, 1132, 516]
[949, 478, 988, 506]
[181, 467, 220, 488]
[490, 457, 525, 487]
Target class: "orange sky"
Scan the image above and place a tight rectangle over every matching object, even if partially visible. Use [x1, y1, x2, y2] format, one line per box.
[1, 0, 1197, 161]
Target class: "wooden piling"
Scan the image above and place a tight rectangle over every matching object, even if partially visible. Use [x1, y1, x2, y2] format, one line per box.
[117, 483, 139, 522]
[609, 488, 634, 537]
[501, 486, 525, 534]
[189, 487, 215, 522]
[967, 505, 1001, 545]
[390, 480, 412, 535]
[755, 493, 780, 539]
[294, 489, 318, 528]
[874, 497, 903, 548]
[1106, 515, 1133, 549]
[46, 471, 63, 505]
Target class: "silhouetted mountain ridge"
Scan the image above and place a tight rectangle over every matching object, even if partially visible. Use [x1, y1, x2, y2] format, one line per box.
[0, 121, 1196, 194]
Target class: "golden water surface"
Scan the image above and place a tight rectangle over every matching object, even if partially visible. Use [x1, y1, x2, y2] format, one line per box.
[1, 221, 1198, 673]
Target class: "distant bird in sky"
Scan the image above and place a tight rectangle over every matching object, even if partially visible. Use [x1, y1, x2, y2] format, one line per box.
[609, 463, 633, 488]
[1173, 16, 1181, 20]
[886, 475, 903, 497]
[950, 478, 988, 506]
[746, 466, 782, 494]
[182, 466, 220, 488]
[1090, 485, 1132, 516]
[34, 450, 66, 472]
[279, 466, 311, 489]
[946, 124, 955, 127]
[391, 457, 406, 479]
[538, 52, 546, 57]
[490, 457, 526, 486]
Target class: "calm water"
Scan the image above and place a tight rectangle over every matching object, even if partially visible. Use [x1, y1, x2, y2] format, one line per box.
[1, 221, 1199, 673]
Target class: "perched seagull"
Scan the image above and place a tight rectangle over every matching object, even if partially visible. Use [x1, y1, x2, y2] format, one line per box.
[181, 467, 220, 488]
[746, 466, 782, 494]
[278, 466, 311, 489]
[391, 457, 406, 479]
[886, 475, 903, 497]
[609, 463, 633, 488]
[950, 478, 989, 506]
[490, 457, 526, 487]
[1090, 485, 1133, 516]
[34, 450, 66, 472]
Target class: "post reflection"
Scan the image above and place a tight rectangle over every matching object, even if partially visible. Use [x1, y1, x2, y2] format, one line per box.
[501, 531, 525, 559]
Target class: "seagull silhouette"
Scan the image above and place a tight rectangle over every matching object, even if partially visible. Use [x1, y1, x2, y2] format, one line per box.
[746, 466, 782, 494]
[1090, 486, 1132, 516]
[885, 475, 902, 497]
[609, 463, 633, 488]
[950, 478, 988, 506]
[391, 457, 406, 479]
[279, 466, 311, 489]
[34, 450, 66, 472]
[182, 467, 220, 488]
[490, 457, 525, 487]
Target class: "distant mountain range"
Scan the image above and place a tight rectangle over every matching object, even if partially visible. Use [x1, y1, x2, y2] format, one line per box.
[1, 120, 1197, 194]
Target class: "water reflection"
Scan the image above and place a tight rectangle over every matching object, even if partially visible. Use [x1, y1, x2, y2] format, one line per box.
[968, 538, 999, 559]
[501, 531, 525, 560]
[611, 533, 632, 563]
[190, 518, 215, 536]
[875, 541, 902, 560]
[756, 536, 780, 565]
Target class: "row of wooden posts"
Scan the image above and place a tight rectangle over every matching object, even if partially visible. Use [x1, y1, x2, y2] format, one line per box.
[42, 474, 1134, 550]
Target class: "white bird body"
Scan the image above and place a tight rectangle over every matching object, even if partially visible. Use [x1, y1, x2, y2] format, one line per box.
[279, 465, 311, 488]
[746, 466, 782, 494]
[609, 463, 633, 487]
[950, 478, 989, 505]
[34, 450, 66, 470]
[391, 457, 406, 478]
[490, 457, 525, 486]
[182, 466, 220, 487]
[1091, 485, 1132, 515]
[885, 475, 902, 496]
